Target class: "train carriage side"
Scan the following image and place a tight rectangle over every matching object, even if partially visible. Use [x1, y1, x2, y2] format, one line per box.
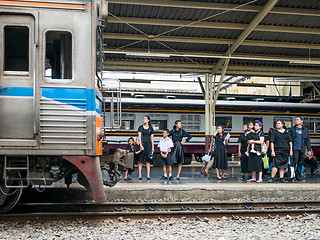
[104, 99, 320, 162]
[0, 0, 108, 213]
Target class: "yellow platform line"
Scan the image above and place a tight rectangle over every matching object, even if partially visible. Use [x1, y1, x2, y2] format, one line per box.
[117, 183, 162, 186]
[186, 183, 320, 185]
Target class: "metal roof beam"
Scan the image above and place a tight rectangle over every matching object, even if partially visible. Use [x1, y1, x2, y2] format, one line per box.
[108, 0, 320, 17]
[104, 33, 320, 50]
[103, 64, 320, 77]
[108, 16, 320, 35]
[211, 0, 279, 75]
[104, 48, 320, 62]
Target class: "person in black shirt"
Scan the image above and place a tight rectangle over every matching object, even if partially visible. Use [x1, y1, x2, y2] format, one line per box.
[269, 120, 293, 183]
[211, 125, 228, 179]
[247, 120, 265, 183]
[169, 120, 192, 180]
[304, 152, 319, 175]
[288, 116, 312, 182]
[138, 115, 154, 180]
[238, 124, 249, 180]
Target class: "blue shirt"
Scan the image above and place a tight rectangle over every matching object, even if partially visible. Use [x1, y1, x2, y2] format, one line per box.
[293, 127, 302, 150]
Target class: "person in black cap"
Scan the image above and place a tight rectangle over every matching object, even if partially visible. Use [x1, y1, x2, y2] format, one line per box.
[169, 120, 192, 180]
[138, 115, 154, 180]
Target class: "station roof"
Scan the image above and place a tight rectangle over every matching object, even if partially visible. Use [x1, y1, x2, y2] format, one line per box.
[104, 0, 320, 78]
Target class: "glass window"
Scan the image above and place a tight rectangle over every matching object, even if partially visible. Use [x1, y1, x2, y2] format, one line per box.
[215, 116, 232, 130]
[114, 113, 135, 130]
[303, 118, 320, 133]
[273, 117, 292, 128]
[181, 115, 200, 131]
[243, 117, 263, 126]
[4, 26, 29, 72]
[45, 31, 72, 79]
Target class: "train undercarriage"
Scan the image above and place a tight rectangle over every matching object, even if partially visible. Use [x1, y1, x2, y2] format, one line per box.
[0, 149, 131, 213]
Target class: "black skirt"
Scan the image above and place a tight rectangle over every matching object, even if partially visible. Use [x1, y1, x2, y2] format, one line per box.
[273, 149, 289, 169]
[248, 153, 262, 172]
[240, 154, 249, 173]
[212, 147, 228, 170]
[171, 141, 184, 164]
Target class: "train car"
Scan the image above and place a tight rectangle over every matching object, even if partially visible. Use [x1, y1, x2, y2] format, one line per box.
[0, 0, 125, 213]
[103, 98, 320, 164]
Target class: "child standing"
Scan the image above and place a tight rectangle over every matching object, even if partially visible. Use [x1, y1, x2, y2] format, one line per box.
[158, 129, 174, 180]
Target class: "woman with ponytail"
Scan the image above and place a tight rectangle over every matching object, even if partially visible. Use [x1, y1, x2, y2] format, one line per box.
[169, 120, 192, 180]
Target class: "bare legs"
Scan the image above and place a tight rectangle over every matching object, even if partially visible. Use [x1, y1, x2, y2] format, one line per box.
[138, 162, 151, 179]
[176, 164, 182, 179]
[251, 171, 263, 181]
[271, 167, 285, 179]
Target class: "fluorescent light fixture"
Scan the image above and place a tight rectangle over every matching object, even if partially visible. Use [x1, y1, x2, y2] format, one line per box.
[289, 60, 320, 66]
[126, 52, 171, 58]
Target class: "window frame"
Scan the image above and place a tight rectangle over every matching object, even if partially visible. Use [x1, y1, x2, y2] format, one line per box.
[2, 23, 32, 78]
[43, 29, 74, 84]
[215, 115, 232, 131]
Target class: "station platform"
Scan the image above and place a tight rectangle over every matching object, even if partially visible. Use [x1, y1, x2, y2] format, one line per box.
[22, 166, 320, 204]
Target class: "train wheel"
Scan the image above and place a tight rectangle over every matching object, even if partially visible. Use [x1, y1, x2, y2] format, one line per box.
[0, 177, 23, 213]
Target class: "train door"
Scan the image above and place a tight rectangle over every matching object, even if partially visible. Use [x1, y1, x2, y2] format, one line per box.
[0, 15, 37, 147]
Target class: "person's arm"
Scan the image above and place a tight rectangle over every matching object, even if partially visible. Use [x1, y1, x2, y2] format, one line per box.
[271, 142, 275, 157]
[208, 137, 214, 153]
[305, 129, 312, 155]
[164, 147, 171, 158]
[182, 129, 192, 144]
[238, 142, 242, 158]
[151, 134, 154, 153]
[289, 142, 293, 156]
[138, 131, 144, 151]
[249, 136, 265, 145]
[212, 130, 218, 138]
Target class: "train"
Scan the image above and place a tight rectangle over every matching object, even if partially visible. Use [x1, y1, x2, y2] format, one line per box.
[103, 97, 320, 164]
[0, 0, 129, 213]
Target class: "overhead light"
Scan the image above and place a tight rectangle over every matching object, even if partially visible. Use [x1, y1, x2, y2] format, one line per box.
[126, 52, 171, 58]
[289, 60, 320, 66]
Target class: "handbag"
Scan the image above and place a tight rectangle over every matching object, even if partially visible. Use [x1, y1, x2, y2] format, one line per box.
[202, 154, 211, 163]
[262, 155, 269, 169]
[261, 142, 268, 155]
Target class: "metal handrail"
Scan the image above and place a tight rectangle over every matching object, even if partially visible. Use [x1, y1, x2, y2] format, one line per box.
[102, 79, 121, 130]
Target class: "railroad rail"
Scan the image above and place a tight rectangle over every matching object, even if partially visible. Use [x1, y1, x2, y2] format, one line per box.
[1, 200, 320, 221]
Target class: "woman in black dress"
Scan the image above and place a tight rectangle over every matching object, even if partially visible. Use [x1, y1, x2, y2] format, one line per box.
[212, 125, 228, 179]
[247, 120, 265, 183]
[269, 120, 293, 183]
[238, 124, 249, 180]
[169, 120, 192, 180]
[138, 115, 154, 180]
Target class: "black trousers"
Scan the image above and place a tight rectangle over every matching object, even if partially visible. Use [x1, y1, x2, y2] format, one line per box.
[291, 150, 305, 180]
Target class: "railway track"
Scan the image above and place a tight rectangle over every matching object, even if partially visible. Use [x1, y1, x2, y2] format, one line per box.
[1, 200, 319, 221]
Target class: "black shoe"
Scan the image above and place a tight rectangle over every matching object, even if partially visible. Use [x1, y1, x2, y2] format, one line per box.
[138, 177, 142, 180]
[147, 177, 151, 180]
[268, 178, 274, 183]
[279, 178, 288, 183]
[168, 176, 173, 180]
[176, 177, 180, 180]
[160, 176, 167, 180]
[241, 175, 245, 181]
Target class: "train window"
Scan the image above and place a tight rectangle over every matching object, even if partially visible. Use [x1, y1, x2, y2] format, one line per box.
[215, 116, 232, 130]
[115, 113, 135, 130]
[181, 115, 200, 131]
[243, 117, 263, 126]
[273, 117, 292, 128]
[149, 114, 168, 131]
[303, 118, 320, 133]
[4, 26, 29, 72]
[45, 31, 72, 80]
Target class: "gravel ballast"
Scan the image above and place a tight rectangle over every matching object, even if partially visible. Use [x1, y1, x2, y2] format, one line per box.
[0, 215, 319, 240]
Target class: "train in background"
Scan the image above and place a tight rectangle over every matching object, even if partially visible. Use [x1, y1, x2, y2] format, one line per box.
[103, 97, 320, 164]
[0, 0, 126, 213]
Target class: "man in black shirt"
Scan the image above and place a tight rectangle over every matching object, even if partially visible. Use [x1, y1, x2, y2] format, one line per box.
[288, 116, 312, 182]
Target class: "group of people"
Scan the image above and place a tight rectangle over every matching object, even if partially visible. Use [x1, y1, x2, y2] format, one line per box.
[124, 115, 192, 181]
[123, 115, 317, 183]
[238, 116, 315, 183]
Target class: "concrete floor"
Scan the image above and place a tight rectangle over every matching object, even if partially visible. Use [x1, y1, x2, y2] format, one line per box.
[120, 166, 320, 184]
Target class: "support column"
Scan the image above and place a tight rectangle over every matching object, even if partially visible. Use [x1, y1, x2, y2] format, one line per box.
[204, 73, 210, 153]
